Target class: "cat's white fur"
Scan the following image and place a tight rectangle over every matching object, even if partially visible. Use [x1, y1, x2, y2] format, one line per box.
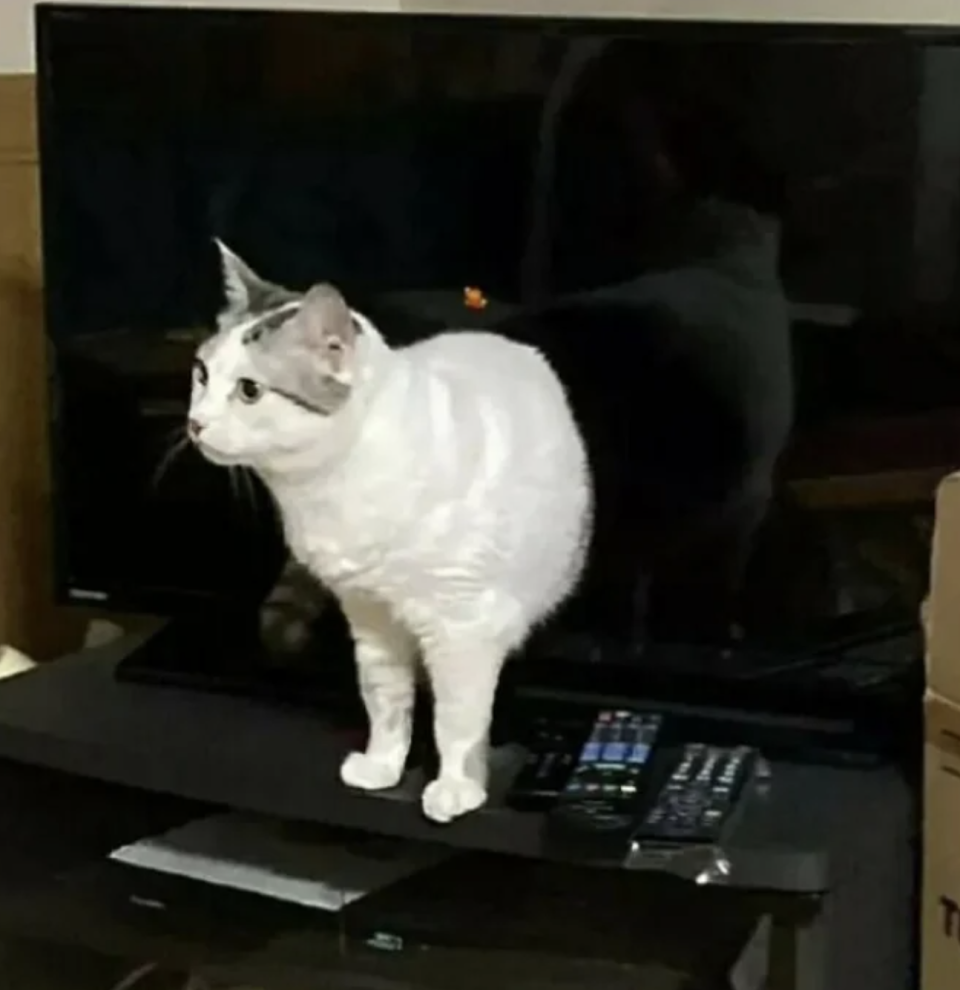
[190, 246, 592, 822]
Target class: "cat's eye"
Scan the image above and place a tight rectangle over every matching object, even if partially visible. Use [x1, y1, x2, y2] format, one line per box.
[237, 378, 264, 404]
[193, 359, 208, 386]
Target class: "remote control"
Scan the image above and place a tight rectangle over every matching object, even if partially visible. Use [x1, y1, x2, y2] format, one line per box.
[545, 709, 663, 856]
[632, 743, 758, 844]
[507, 710, 591, 810]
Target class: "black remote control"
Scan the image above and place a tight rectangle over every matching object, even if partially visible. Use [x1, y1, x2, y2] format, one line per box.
[632, 743, 758, 844]
[545, 709, 663, 856]
[507, 721, 586, 810]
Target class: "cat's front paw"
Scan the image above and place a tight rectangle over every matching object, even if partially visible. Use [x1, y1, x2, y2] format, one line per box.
[421, 776, 487, 824]
[340, 751, 405, 791]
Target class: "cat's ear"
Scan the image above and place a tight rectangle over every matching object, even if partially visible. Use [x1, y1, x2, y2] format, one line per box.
[215, 239, 296, 317]
[215, 239, 260, 313]
[295, 283, 360, 384]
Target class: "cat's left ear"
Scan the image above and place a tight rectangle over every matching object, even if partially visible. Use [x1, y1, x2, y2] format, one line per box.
[296, 283, 360, 384]
[214, 239, 296, 318]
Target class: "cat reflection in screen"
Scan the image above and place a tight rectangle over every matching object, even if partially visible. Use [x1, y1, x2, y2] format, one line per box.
[187, 242, 592, 823]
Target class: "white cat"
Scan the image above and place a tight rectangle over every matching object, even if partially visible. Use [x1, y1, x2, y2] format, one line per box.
[188, 242, 592, 823]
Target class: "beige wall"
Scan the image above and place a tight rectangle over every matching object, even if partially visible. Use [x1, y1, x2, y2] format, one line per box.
[0, 75, 88, 657]
[8, 0, 960, 73]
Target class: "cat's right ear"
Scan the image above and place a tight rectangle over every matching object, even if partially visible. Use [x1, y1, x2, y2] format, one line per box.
[214, 239, 296, 318]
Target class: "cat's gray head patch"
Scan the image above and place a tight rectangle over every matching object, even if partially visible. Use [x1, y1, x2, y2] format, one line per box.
[247, 283, 362, 416]
[213, 241, 361, 416]
[240, 303, 302, 345]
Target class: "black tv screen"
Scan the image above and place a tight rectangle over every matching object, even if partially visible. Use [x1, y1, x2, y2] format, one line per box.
[36, 4, 960, 650]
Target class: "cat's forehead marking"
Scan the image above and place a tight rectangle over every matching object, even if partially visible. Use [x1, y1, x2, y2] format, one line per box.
[196, 300, 299, 372]
[239, 300, 302, 344]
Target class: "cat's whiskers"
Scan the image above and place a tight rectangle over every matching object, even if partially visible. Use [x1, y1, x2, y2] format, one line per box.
[226, 466, 241, 507]
[226, 465, 259, 519]
[151, 430, 190, 490]
[238, 465, 259, 516]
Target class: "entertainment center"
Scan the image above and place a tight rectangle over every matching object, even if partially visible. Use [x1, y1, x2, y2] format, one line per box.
[0, 636, 917, 990]
[0, 1, 952, 987]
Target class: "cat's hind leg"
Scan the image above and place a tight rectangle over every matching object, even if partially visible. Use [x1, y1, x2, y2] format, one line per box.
[339, 593, 417, 792]
[419, 633, 509, 824]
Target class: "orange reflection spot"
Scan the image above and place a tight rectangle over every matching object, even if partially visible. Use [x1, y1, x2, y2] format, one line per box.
[464, 286, 488, 311]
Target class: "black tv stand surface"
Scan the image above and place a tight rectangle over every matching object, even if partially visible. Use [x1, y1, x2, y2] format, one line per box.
[115, 611, 921, 767]
[0, 633, 911, 898]
[114, 611, 363, 715]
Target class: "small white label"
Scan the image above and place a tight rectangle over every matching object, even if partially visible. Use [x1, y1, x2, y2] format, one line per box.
[68, 588, 109, 602]
[366, 932, 404, 952]
[129, 895, 167, 911]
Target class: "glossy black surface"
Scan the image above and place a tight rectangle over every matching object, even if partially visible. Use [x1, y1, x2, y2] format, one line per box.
[37, 6, 957, 649]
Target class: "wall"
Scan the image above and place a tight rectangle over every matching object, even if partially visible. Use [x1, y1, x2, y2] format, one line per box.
[0, 75, 86, 657]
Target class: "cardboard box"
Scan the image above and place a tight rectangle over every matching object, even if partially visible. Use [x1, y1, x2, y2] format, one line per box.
[928, 474, 960, 704]
[924, 474, 960, 990]
[924, 695, 960, 990]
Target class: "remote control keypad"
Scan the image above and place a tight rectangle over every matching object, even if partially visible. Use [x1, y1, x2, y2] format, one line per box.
[636, 743, 756, 843]
[562, 709, 663, 800]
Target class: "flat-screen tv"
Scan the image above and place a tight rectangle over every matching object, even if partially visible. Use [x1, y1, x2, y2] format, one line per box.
[36, 4, 957, 696]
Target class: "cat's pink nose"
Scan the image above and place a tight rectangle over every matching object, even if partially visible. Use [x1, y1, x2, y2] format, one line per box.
[187, 418, 203, 440]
